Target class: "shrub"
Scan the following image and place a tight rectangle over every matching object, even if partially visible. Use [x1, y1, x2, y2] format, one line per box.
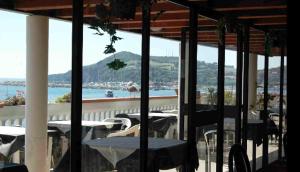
[55, 93, 71, 103]
[3, 96, 25, 106]
[224, 91, 234, 105]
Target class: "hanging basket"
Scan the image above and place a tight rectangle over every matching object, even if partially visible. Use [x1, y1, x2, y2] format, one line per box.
[95, 4, 111, 21]
[110, 0, 138, 19]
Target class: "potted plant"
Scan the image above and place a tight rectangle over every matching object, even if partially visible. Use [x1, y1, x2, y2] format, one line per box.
[110, 0, 138, 19]
[106, 58, 127, 70]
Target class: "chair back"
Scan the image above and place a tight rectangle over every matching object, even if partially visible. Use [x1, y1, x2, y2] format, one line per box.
[107, 124, 140, 137]
[102, 118, 131, 130]
[283, 132, 287, 159]
[115, 113, 140, 126]
[150, 117, 176, 138]
[228, 144, 251, 172]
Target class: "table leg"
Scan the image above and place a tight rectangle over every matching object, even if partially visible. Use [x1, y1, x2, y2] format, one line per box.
[252, 139, 256, 171]
[12, 150, 20, 163]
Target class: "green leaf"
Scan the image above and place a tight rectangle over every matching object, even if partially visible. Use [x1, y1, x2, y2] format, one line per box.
[106, 58, 127, 70]
[152, 9, 166, 21]
[104, 44, 116, 54]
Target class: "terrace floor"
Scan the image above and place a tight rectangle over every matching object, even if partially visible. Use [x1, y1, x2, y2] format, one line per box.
[161, 140, 281, 172]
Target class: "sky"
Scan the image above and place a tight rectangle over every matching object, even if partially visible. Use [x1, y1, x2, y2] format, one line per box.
[0, 9, 283, 79]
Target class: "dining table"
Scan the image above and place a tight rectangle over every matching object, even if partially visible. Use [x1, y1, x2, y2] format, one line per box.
[0, 126, 25, 158]
[0, 162, 28, 172]
[0, 126, 56, 164]
[54, 136, 199, 172]
[83, 137, 198, 172]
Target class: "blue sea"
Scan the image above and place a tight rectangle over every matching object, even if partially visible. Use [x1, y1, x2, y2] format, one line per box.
[0, 85, 177, 102]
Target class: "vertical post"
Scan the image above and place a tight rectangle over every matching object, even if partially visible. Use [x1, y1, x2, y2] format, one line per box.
[179, 28, 187, 140]
[216, 24, 225, 172]
[140, 0, 151, 172]
[235, 26, 243, 144]
[242, 25, 250, 149]
[262, 32, 270, 168]
[248, 53, 258, 109]
[278, 40, 285, 159]
[187, 6, 197, 172]
[70, 0, 83, 171]
[25, 15, 49, 172]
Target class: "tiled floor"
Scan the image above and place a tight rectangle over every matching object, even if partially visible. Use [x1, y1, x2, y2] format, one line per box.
[257, 160, 287, 172]
[160, 140, 281, 172]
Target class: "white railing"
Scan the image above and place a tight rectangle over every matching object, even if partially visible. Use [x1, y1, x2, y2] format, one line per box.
[0, 96, 178, 126]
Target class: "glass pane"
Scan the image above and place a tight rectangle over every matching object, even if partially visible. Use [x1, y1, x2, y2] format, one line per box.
[81, 23, 144, 171]
[196, 30, 219, 172]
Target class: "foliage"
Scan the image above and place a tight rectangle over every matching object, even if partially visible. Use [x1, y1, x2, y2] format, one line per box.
[256, 93, 276, 110]
[88, 18, 122, 54]
[207, 87, 217, 105]
[216, 17, 226, 45]
[3, 95, 25, 106]
[265, 32, 272, 56]
[55, 92, 71, 103]
[152, 10, 166, 21]
[224, 91, 234, 105]
[107, 58, 127, 70]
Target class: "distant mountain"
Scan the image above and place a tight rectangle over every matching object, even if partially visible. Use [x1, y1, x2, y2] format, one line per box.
[257, 66, 287, 86]
[48, 51, 285, 86]
[49, 51, 179, 84]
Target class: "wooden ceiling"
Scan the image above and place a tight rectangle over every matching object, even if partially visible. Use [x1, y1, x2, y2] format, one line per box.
[1, 0, 287, 56]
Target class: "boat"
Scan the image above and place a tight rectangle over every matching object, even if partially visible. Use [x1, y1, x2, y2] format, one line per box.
[105, 90, 114, 97]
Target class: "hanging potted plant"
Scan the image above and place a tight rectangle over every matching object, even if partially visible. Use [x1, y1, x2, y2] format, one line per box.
[106, 58, 127, 70]
[89, 0, 157, 71]
[110, 0, 138, 19]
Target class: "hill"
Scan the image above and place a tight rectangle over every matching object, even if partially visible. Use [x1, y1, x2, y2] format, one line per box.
[49, 51, 285, 86]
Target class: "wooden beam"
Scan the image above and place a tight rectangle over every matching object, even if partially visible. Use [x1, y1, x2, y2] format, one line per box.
[238, 14, 287, 19]
[57, 8, 189, 19]
[215, 4, 287, 11]
[118, 20, 216, 30]
[15, 0, 188, 12]
[15, 0, 100, 10]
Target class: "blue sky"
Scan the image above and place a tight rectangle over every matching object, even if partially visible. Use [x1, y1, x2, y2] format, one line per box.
[0, 9, 282, 79]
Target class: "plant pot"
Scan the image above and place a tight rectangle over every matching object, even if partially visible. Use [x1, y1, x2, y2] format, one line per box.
[110, 0, 138, 19]
[95, 4, 110, 20]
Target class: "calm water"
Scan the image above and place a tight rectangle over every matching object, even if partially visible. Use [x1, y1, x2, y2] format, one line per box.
[0, 85, 176, 102]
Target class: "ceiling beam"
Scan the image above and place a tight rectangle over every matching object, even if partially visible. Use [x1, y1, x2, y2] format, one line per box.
[15, 0, 100, 10]
[117, 20, 216, 30]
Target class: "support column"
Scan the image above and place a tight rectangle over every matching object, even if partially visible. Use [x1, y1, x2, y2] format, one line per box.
[216, 24, 225, 172]
[235, 26, 243, 144]
[178, 28, 187, 140]
[262, 32, 270, 168]
[186, 6, 197, 172]
[25, 15, 49, 172]
[242, 25, 250, 149]
[140, 0, 151, 171]
[248, 53, 258, 110]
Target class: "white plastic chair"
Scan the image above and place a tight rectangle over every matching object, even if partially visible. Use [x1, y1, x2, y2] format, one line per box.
[101, 118, 131, 130]
[107, 124, 140, 137]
